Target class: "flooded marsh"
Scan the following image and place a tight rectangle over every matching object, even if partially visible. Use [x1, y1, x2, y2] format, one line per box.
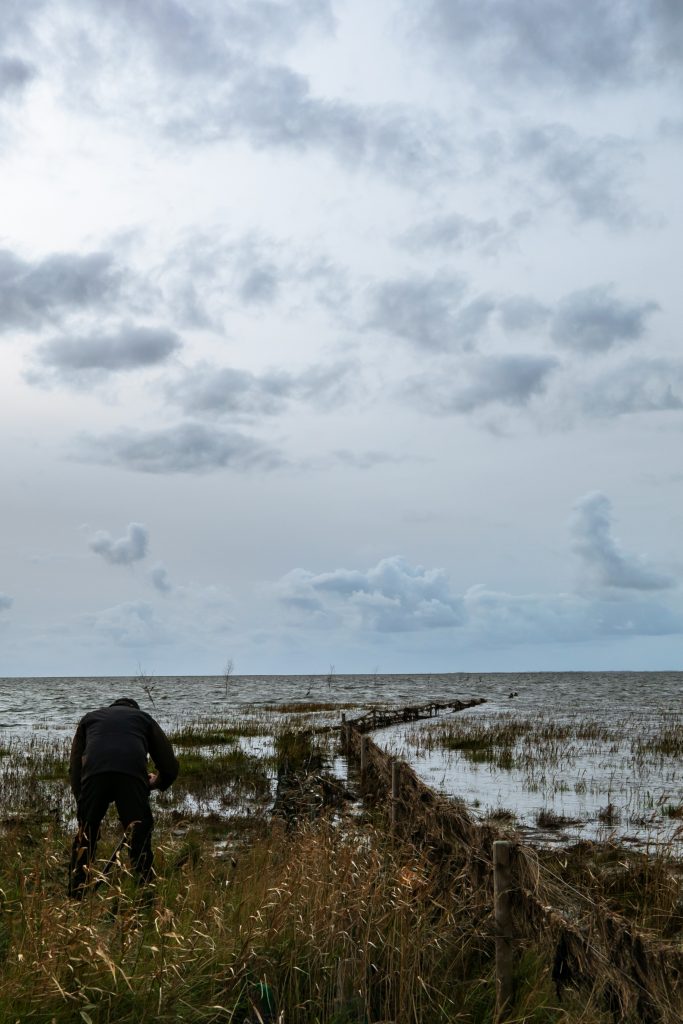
[2, 678, 683, 1020]
[384, 704, 683, 851]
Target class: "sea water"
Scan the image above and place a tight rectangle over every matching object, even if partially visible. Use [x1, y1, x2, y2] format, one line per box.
[2, 672, 682, 849]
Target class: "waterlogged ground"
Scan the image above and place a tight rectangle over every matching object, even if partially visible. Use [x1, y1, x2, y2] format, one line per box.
[2, 672, 683, 853]
[382, 701, 683, 852]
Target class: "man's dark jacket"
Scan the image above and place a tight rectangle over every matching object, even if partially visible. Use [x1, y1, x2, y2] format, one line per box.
[69, 704, 179, 799]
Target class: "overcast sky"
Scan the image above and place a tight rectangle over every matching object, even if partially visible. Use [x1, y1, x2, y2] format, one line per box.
[2, 0, 682, 677]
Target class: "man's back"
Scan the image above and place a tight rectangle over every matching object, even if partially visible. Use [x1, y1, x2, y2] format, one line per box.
[70, 703, 178, 797]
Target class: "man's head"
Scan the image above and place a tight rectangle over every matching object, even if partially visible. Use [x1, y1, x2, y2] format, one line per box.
[110, 697, 141, 710]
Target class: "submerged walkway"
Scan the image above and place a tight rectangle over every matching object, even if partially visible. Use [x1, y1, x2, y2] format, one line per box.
[349, 696, 486, 733]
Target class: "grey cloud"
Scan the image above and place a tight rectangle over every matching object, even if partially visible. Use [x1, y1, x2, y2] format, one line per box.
[167, 64, 454, 186]
[516, 125, 639, 227]
[400, 213, 503, 252]
[0, 56, 36, 96]
[0, 593, 12, 611]
[69, 1, 452, 186]
[162, 233, 350, 327]
[88, 0, 332, 77]
[166, 365, 288, 417]
[572, 357, 683, 417]
[570, 492, 676, 591]
[164, 359, 357, 418]
[77, 421, 285, 473]
[29, 324, 182, 386]
[417, 1, 680, 92]
[404, 354, 559, 414]
[90, 522, 149, 566]
[294, 362, 359, 410]
[0, 250, 122, 331]
[499, 296, 550, 332]
[43, 4, 451, 188]
[150, 563, 173, 594]
[277, 556, 464, 632]
[368, 276, 487, 351]
[551, 286, 658, 354]
[276, 552, 682, 645]
[239, 263, 279, 305]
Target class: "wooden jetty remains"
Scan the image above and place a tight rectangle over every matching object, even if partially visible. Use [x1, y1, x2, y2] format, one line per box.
[348, 696, 487, 734]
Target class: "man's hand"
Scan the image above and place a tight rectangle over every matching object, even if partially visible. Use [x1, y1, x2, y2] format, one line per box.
[148, 771, 160, 790]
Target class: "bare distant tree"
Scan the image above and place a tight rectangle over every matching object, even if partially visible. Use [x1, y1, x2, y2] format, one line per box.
[223, 657, 234, 698]
[136, 662, 157, 707]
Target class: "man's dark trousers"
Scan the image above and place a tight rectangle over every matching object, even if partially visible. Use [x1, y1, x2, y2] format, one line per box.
[69, 772, 154, 897]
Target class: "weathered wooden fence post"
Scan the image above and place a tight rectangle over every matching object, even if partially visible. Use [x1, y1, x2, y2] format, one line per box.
[341, 713, 347, 753]
[391, 760, 400, 830]
[493, 840, 514, 1021]
[360, 734, 368, 784]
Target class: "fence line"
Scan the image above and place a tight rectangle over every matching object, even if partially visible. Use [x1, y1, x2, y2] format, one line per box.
[344, 715, 683, 1023]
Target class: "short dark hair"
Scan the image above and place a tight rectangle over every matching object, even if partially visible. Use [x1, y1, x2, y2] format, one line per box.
[110, 697, 141, 709]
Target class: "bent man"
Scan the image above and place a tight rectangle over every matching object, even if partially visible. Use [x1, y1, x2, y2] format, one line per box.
[68, 697, 179, 898]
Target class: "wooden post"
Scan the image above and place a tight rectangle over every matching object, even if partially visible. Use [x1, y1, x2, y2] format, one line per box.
[391, 760, 399, 830]
[341, 713, 347, 752]
[493, 840, 514, 1021]
[360, 734, 368, 784]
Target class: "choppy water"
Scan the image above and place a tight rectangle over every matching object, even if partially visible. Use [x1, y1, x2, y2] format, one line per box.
[1, 671, 681, 735]
[3, 672, 683, 850]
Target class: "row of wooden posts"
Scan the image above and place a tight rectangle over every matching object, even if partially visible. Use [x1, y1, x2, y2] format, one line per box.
[340, 706, 683, 1022]
[341, 715, 515, 1020]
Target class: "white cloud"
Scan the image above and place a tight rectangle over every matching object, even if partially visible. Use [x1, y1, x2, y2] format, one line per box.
[570, 492, 676, 591]
[89, 522, 149, 566]
[277, 555, 466, 632]
[556, 357, 683, 420]
[272, 493, 681, 647]
[76, 422, 285, 474]
[80, 582, 237, 654]
[463, 585, 682, 644]
[83, 600, 170, 648]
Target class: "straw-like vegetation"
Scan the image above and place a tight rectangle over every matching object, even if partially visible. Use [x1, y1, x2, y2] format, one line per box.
[1, 709, 682, 1021]
[0, 813, 613, 1024]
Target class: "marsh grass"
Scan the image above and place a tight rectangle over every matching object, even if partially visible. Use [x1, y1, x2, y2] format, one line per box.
[168, 726, 241, 747]
[1, 708, 682, 1021]
[169, 719, 267, 743]
[537, 840, 683, 937]
[0, 809, 620, 1024]
[402, 708, 683, 847]
[261, 701, 358, 714]
[3, 704, 683, 1024]
[535, 809, 582, 830]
